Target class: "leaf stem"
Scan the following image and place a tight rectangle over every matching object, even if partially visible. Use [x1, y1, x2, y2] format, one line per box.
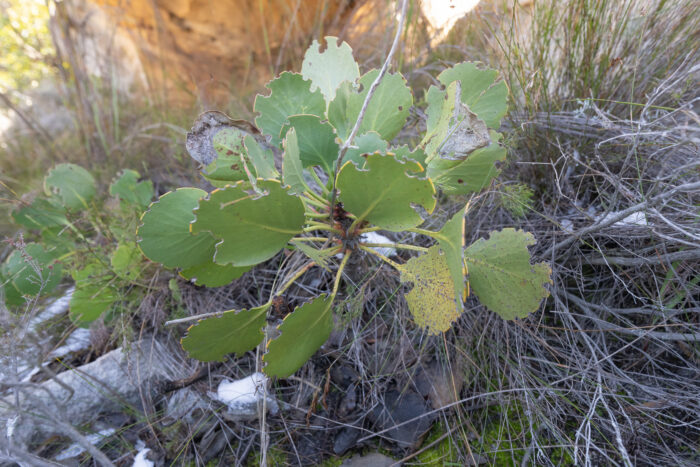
[331, 251, 351, 297]
[291, 237, 328, 242]
[308, 169, 331, 197]
[359, 245, 402, 270]
[361, 242, 428, 253]
[301, 194, 329, 210]
[303, 225, 341, 234]
[407, 227, 439, 239]
[274, 261, 316, 297]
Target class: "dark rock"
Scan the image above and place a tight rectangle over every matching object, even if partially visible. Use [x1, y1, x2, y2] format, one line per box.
[333, 426, 361, 455]
[341, 452, 397, 467]
[368, 389, 436, 448]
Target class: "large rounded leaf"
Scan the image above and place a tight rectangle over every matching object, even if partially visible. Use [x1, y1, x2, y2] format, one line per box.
[192, 180, 304, 267]
[181, 305, 269, 361]
[254, 72, 326, 147]
[301, 36, 360, 102]
[44, 163, 96, 210]
[337, 153, 435, 231]
[138, 188, 217, 269]
[328, 70, 412, 143]
[464, 229, 551, 320]
[263, 295, 334, 378]
[3, 243, 62, 297]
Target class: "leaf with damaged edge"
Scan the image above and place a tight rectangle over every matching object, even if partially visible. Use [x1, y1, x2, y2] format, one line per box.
[337, 153, 435, 231]
[301, 36, 360, 102]
[399, 245, 460, 335]
[464, 229, 551, 320]
[264, 295, 334, 378]
[44, 163, 96, 210]
[181, 305, 269, 361]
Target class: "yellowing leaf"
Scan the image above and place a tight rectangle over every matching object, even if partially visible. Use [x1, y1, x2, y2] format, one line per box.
[399, 245, 461, 335]
[464, 229, 551, 320]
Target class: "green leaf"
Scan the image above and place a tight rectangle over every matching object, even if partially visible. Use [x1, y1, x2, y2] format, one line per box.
[437, 62, 508, 129]
[12, 198, 68, 230]
[392, 145, 428, 167]
[337, 153, 435, 231]
[344, 131, 387, 167]
[290, 240, 334, 271]
[398, 245, 461, 335]
[138, 188, 218, 269]
[284, 115, 339, 174]
[301, 36, 360, 102]
[433, 207, 467, 306]
[109, 169, 154, 209]
[464, 229, 551, 320]
[0, 275, 24, 306]
[180, 261, 250, 287]
[254, 72, 326, 147]
[263, 295, 334, 378]
[110, 242, 142, 279]
[427, 141, 506, 194]
[3, 243, 62, 297]
[70, 281, 118, 326]
[328, 70, 412, 142]
[192, 180, 304, 266]
[181, 304, 269, 361]
[44, 163, 96, 210]
[245, 134, 279, 179]
[282, 127, 307, 195]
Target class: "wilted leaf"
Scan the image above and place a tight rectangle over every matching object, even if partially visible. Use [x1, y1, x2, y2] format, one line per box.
[192, 180, 304, 266]
[202, 127, 256, 187]
[399, 245, 460, 335]
[180, 261, 250, 287]
[44, 163, 96, 210]
[254, 72, 326, 147]
[337, 153, 435, 231]
[185, 110, 261, 166]
[264, 295, 334, 378]
[109, 169, 154, 209]
[284, 115, 339, 174]
[138, 188, 217, 269]
[181, 305, 269, 361]
[328, 70, 412, 142]
[464, 229, 551, 320]
[301, 36, 360, 102]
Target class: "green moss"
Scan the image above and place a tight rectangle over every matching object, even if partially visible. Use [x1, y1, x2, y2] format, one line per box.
[416, 423, 460, 465]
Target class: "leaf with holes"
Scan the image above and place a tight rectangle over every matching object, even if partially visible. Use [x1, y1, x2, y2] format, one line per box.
[138, 188, 217, 269]
[202, 127, 256, 187]
[399, 245, 461, 335]
[464, 229, 551, 320]
[254, 72, 326, 147]
[44, 163, 96, 210]
[337, 153, 435, 231]
[301, 36, 360, 102]
[192, 180, 304, 266]
[109, 169, 154, 209]
[328, 70, 412, 142]
[264, 295, 334, 378]
[181, 304, 269, 361]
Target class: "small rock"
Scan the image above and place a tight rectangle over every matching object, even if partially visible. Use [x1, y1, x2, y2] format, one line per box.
[369, 389, 436, 448]
[341, 452, 397, 467]
[164, 387, 208, 424]
[211, 373, 278, 421]
[333, 426, 361, 455]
